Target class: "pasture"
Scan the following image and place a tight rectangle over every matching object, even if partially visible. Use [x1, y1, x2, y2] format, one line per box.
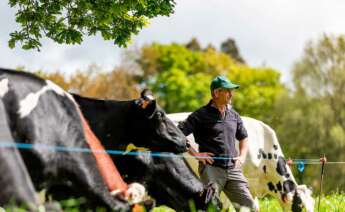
[3, 194, 345, 211]
[196, 193, 345, 212]
[255, 194, 345, 212]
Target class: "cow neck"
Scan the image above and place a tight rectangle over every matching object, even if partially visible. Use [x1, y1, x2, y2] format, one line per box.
[123, 101, 142, 143]
[102, 100, 135, 150]
[72, 94, 131, 150]
[75, 105, 128, 193]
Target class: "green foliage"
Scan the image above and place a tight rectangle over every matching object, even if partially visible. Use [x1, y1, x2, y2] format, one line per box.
[136, 42, 285, 123]
[229, 65, 285, 122]
[151, 69, 211, 112]
[8, 0, 176, 50]
[60, 197, 88, 211]
[151, 205, 175, 212]
[272, 34, 345, 192]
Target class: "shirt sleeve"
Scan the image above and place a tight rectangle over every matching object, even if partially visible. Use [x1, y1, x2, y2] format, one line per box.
[235, 115, 248, 141]
[177, 112, 199, 136]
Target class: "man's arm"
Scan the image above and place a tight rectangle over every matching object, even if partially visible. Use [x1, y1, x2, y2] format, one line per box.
[187, 141, 214, 165]
[235, 138, 248, 168]
[235, 114, 248, 168]
[179, 112, 214, 164]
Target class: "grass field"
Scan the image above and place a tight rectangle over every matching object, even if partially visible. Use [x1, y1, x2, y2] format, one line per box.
[153, 193, 345, 212]
[225, 193, 345, 212]
[3, 193, 345, 211]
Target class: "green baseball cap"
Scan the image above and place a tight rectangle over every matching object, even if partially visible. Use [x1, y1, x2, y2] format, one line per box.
[210, 75, 239, 90]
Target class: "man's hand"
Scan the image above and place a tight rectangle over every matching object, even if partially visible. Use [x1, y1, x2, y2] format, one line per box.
[187, 143, 214, 165]
[236, 138, 248, 168]
[194, 152, 214, 165]
[234, 155, 246, 168]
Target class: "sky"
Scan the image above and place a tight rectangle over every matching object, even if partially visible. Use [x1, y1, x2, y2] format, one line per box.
[1, 0, 345, 82]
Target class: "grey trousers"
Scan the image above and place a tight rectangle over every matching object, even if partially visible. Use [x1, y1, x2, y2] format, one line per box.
[199, 163, 256, 211]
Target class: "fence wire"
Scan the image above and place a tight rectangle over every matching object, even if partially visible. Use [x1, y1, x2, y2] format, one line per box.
[1, 142, 344, 165]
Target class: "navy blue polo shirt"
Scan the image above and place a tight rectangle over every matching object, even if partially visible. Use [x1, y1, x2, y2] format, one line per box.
[178, 101, 248, 168]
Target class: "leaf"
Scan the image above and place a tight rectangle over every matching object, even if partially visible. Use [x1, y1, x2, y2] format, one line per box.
[6, 0, 176, 50]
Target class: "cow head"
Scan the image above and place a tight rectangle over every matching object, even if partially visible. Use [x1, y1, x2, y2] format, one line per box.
[114, 152, 221, 211]
[72, 91, 188, 154]
[280, 185, 314, 212]
[129, 89, 188, 153]
[296, 185, 314, 212]
[264, 156, 314, 212]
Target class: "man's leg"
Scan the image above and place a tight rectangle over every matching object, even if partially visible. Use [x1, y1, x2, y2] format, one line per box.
[199, 163, 227, 197]
[223, 168, 256, 212]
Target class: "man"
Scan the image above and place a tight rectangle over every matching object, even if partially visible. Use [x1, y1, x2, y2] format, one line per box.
[178, 75, 256, 211]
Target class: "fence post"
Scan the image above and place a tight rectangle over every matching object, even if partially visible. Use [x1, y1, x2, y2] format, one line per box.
[318, 154, 327, 212]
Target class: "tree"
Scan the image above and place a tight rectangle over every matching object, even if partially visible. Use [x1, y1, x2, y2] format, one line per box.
[35, 70, 70, 90]
[84, 67, 140, 100]
[8, 0, 176, 50]
[220, 38, 245, 63]
[292, 34, 345, 140]
[204, 43, 216, 52]
[67, 65, 139, 99]
[185, 37, 201, 51]
[229, 65, 285, 122]
[32, 64, 139, 100]
[293, 34, 345, 123]
[135, 42, 284, 118]
[272, 34, 345, 192]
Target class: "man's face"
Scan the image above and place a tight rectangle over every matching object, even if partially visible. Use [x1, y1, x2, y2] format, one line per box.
[214, 88, 233, 105]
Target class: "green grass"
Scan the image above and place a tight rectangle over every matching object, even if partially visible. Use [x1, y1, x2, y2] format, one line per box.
[317, 193, 345, 212]
[222, 193, 345, 212]
[3, 193, 345, 211]
[154, 193, 345, 212]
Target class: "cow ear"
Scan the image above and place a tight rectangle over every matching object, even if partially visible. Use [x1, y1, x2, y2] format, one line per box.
[141, 89, 155, 102]
[135, 89, 157, 117]
[139, 89, 156, 109]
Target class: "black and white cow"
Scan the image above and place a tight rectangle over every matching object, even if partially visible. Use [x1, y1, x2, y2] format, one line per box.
[0, 99, 40, 210]
[0, 68, 130, 210]
[167, 113, 315, 212]
[74, 94, 221, 211]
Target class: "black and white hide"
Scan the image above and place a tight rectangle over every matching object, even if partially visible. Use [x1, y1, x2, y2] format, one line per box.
[0, 68, 129, 211]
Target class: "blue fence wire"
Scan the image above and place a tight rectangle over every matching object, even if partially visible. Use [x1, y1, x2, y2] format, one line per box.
[1, 142, 345, 165]
[0, 142, 235, 160]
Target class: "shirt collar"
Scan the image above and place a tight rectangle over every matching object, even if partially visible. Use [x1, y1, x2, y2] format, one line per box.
[207, 100, 232, 110]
